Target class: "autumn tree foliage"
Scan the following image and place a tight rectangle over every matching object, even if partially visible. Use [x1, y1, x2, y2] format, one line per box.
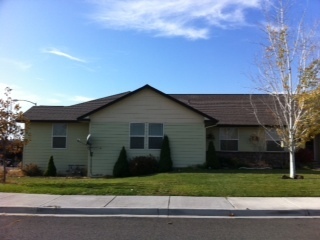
[0, 87, 30, 183]
[297, 85, 320, 147]
[251, 1, 320, 178]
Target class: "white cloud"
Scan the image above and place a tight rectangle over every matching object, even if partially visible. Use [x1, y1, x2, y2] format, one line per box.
[43, 48, 86, 63]
[70, 96, 94, 102]
[89, 0, 261, 40]
[0, 58, 32, 70]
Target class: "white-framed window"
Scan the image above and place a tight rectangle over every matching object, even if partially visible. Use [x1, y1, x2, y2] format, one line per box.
[220, 127, 238, 151]
[130, 123, 145, 149]
[148, 123, 163, 149]
[52, 123, 67, 149]
[130, 123, 164, 149]
[265, 129, 283, 151]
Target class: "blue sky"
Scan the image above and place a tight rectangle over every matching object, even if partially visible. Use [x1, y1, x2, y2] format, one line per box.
[0, 0, 319, 110]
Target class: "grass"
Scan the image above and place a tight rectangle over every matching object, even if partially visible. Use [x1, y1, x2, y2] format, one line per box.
[1, 169, 320, 197]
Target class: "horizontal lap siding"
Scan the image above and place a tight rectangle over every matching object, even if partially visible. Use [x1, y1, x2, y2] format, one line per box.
[89, 123, 128, 176]
[91, 89, 203, 123]
[90, 88, 206, 175]
[23, 123, 89, 174]
[166, 124, 205, 167]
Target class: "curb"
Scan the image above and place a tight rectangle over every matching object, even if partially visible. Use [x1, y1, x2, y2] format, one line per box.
[1, 207, 320, 217]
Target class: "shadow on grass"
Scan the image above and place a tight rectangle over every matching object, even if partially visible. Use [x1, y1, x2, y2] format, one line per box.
[170, 168, 320, 175]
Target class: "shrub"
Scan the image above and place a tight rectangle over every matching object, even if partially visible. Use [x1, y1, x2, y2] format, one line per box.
[219, 157, 243, 169]
[206, 141, 220, 169]
[113, 146, 130, 178]
[22, 163, 42, 176]
[158, 135, 172, 172]
[44, 156, 57, 177]
[129, 155, 158, 176]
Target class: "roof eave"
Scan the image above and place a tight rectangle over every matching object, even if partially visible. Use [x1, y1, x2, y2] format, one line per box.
[77, 84, 219, 123]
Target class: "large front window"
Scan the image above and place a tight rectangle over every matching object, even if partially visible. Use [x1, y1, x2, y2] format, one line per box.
[130, 123, 163, 149]
[52, 123, 67, 149]
[220, 127, 238, 151]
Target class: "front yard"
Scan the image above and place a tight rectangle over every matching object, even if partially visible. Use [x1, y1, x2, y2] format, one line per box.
[1, 169, 320, 197]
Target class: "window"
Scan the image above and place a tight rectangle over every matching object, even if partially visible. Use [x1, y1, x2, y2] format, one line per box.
[52, 123, 67, 148]
[148, 123, 163, 149]
[130, 123, 145, 149]
[220, 128, 238, 151]
[266, 129, 283, 151]
[130, 123, 163, 149]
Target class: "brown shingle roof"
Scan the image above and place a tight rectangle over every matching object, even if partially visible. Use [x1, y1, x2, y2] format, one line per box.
[24, 85, 276, 126]
[25, 92, 130, 122]
[171, 94, 276, 126]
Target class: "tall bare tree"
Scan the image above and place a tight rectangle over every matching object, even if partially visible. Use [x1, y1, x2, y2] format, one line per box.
[0, 87, 30, 183]
[251, 0, 320, 178]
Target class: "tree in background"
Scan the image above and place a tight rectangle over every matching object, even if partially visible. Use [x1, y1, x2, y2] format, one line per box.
[44, 156, 57, 177]
[158, 135, 172, 172]
[0, 87, 30, 183]
[251, 1, 320, 178]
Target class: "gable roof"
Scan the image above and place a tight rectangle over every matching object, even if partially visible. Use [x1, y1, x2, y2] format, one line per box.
[24, 85, 275, 126]
[77, 85, 218, 122]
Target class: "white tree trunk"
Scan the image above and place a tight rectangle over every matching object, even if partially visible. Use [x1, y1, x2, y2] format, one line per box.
[289, 148, 296, 178]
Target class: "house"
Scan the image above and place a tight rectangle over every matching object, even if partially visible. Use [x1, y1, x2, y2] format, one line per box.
[23, 84, 307, 176]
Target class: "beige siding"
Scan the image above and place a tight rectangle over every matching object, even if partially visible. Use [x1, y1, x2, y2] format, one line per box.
[91, 88, 204, 123]
[88, 122, 128, 176]
[165, 124, 206, 167]
[89, 122, 206, 175]
[88, 88, 207, 175]
[23, 122, 89, 175]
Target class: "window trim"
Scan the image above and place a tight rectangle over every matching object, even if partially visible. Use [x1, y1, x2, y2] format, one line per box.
[130, 123, 145, 149]
[129, 123, 164, 150]
[219, 127, 239, 151]
[148, 123, 164, 150]
[265, 129, 284, 152]
[52, 123, 67, 149]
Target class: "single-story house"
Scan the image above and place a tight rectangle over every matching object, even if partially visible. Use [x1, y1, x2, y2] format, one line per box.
[23, 85, 319, 176]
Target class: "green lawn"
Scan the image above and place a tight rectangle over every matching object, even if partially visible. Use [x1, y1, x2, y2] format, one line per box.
[1, 169, 320, 197]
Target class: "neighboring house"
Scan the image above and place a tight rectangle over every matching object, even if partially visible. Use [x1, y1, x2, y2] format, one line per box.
[24, 84, 294, 176]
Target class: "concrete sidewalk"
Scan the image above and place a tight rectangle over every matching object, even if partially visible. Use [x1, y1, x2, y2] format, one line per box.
[0, 193, 320, 217]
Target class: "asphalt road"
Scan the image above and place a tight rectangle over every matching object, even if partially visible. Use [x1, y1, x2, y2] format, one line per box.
[1, 216, 320, 240]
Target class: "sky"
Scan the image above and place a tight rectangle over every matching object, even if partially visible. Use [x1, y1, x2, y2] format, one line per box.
[0, 0, 319, 111]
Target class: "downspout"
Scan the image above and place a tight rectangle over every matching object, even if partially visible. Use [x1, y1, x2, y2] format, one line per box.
[87, 146, 102, 178]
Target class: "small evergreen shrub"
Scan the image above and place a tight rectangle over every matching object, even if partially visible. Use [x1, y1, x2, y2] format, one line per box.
[22, 163, 42, 176]
[129, 155, 158, 176]
[206, 141, 220, 169]
[113, 146, 130, 177]
[44, 156, 57, 177]
[158, 135, 172, 172]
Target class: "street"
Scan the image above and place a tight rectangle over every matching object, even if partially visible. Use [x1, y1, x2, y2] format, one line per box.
[0, 216, 320, 240]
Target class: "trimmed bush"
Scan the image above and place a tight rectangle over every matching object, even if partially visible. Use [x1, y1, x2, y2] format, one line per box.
[129, 155, 158, 176]
[44, 156, 57, 177]
[206, 141, 220, 169]
[22, 163, 42, 176]
[113, 146, 130, 178]
[158, 135, 172, 172]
